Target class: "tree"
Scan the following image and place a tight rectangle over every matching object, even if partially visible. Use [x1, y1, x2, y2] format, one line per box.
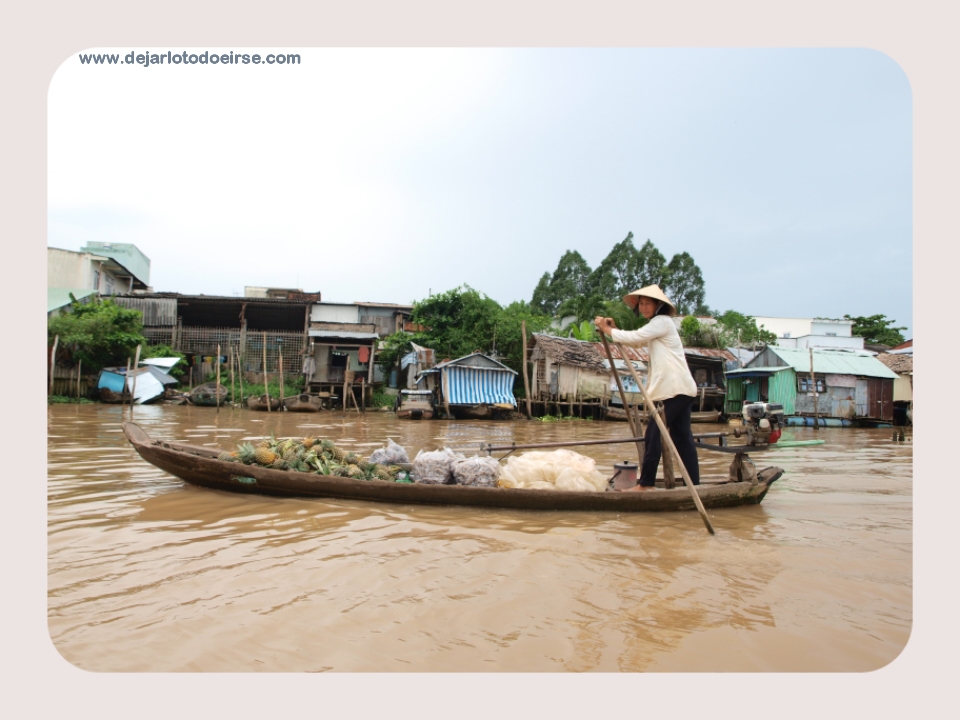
[556, 292, 608, 325]
[635, 239, 669, 289]
[375, 331, 415, 378]
[843, 314, 908, 347]
[530, 272, 554, 315]
[411, 286, 502, 360]
[48, 296, 147, 370]
[530, 250, 593, 316]
[568, 320, 598, 342]
[715, 310, 777, 347]
[587, 232, 640, 299]
[663, 251, 705, 316]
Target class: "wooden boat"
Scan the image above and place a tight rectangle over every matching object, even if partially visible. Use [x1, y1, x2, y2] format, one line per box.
[282, 393, 323, 412]
[246, 394, 281, 411]
[604, 406, 723, 424]
[395, 390, 435, 420]
[121, 422, 784, 513]
[189, 382, 228, 407]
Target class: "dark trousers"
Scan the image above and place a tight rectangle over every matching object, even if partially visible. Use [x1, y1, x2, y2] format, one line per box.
[639, 395, 700, 487]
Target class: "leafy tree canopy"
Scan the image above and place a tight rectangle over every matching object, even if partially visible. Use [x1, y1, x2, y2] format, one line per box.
[48, 296, 147, 370]
[409, 287, 551, 375]
[715, 310, 777, 347]
[663, 251, 706, 316]
[843, 314, 908, 347]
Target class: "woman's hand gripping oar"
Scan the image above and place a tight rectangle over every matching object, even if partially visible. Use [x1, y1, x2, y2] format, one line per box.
[599, 333, 644, 464]
[611, 340, 715, 535]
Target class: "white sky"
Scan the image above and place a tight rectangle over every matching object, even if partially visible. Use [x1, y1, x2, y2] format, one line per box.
[48, 47, 912, 337]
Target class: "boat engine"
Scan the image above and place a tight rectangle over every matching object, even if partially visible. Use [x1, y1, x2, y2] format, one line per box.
[736, 402, 785, 445]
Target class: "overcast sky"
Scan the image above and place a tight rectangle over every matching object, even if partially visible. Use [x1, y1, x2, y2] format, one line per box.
[48, 47, 912, 337]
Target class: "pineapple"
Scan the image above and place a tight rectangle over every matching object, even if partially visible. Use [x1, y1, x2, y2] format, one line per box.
[236, 443, 257, 465]
[218, 451, 239, 463]
[271, 457, 288, 470]
[328, 445, 346, 463]
[374, 466, 396, 482]
[302, 437, 318, 449]
[345, 464, 364, 479]
[343, 451, 360, 465]
[254, 446, 278, 466]
[332, 465, 352, 477]
[320, 438, 336, 451]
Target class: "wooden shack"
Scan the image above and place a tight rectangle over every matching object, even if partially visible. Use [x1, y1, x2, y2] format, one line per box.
[416, 352, 517, 420]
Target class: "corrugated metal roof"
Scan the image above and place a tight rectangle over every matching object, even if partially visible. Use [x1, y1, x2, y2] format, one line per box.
[309, 330, 379, 339]
[434, 352, 517, 374]
[725, 366, 789, 376]
[761, 347, 899, 379]
[48, 288, 96, 313]
[684, 347, 737, 361]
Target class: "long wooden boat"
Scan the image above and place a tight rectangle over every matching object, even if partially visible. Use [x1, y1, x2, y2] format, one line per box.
[246, 394, 281, 411]
[604, 406, 723, 424]
[189, 382, 228, 407]
[122, 422, 783, 513]
[282, 393, 323, 412]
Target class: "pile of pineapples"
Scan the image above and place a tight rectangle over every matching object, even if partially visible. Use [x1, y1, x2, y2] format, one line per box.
[218, 436, 404, 482]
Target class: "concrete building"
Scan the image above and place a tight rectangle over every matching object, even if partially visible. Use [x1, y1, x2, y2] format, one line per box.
[48, 243, 151, 315]
[753, 317, 864, 351]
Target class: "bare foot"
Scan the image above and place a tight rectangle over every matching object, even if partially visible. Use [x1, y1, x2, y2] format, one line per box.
[620, 484, 656, 492]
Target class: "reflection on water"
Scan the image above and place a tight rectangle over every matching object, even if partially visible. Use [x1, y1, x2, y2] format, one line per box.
[48, 404, 912, 672]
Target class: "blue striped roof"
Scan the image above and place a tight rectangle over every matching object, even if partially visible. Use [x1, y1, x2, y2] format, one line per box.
[444, 365, 516, 406]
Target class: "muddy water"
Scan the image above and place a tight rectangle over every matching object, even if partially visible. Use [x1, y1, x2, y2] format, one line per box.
[47, 404, 912, 672]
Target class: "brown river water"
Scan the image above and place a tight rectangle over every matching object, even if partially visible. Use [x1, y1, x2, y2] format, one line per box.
[47, 403, 912, 673]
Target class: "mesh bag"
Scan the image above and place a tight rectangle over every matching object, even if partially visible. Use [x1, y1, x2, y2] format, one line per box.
[369, 438, 410, 466]
[452, 456, 501, 487]
[411, 448, 464, 485]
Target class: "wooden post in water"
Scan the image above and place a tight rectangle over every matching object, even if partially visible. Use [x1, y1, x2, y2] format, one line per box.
[521, 321, 532, 419]
[262, 332, 271, 412]
[129, 345, 141, 410]
[126, 358, 132, 407]
[236, 344, 245, 406]
[229, 345, 236, 407]
[442, 367, 452, 420]
[360, 378, 366, 413]
[809, 347, 819, 431]
[76, 360, 82, 399]
[216, 344, 222, 413]
[278, 344, 285, 407]
[49, 335, 59, 396]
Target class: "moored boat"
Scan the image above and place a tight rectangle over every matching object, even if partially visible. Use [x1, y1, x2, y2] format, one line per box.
[395, 389, 435, 420]
[282, 393, 323, 412]
[121, 422, 783, 513]
[189, 382, 228, 407]
[246, 394, 281, 411]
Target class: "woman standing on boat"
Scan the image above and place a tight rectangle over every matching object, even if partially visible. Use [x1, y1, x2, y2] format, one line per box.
[594, 285, 700, 492]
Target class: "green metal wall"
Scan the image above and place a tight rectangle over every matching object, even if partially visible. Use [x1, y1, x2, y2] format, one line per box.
[725, 370, 797, 415]
[768, 370, 796, 414]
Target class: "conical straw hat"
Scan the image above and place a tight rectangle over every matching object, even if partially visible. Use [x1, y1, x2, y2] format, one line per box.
[622, 284, 677, 314]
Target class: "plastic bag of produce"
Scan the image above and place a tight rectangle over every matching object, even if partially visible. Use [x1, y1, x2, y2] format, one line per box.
[452, 456, 501, 487]
[497, 450, 607, 492]
[411, 448, 464, 485]
[369, 438, 410, 466]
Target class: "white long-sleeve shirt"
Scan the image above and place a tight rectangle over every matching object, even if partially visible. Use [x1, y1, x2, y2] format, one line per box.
[610, 315, 697, 403]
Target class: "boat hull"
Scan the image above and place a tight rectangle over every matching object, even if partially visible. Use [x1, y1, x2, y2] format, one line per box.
[246, 395, 281, 411]
[282, 394, 323, 412]
[122, 422, 782, 513]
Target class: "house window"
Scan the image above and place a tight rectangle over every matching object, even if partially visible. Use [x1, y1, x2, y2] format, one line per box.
[782, 332, 791, 339]
[825, 332, 837, 337]
[798, 376, 825, 393]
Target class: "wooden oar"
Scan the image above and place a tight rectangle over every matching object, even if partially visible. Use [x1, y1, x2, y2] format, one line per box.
[599, 334, 644, 464]
[611, 341, 714, 535]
